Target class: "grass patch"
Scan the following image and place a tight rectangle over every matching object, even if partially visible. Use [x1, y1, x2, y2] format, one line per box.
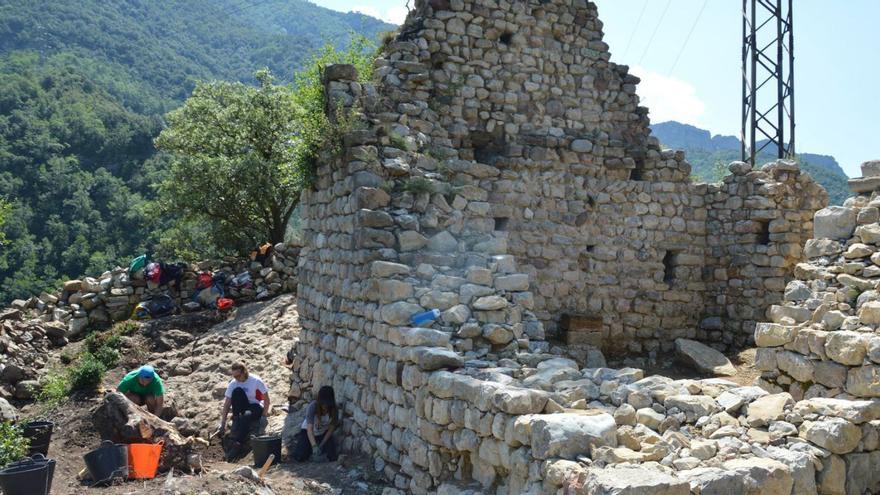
[69, 354, 107, 391]
[35, 319, 138, 407]
[0, 422, 29, 467]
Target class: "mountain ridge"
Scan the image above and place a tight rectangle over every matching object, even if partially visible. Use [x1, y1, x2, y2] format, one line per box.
[650, 120, 850, 204]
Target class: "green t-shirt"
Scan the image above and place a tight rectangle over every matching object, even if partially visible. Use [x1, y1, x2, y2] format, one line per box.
[117, 369, 165, 397]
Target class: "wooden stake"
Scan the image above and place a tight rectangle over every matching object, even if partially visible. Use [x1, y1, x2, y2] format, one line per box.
[257, 454, 275, 479]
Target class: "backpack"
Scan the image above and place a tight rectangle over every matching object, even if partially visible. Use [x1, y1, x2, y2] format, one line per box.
[128, 254, 147, 276]
[196, 272, 213, 290]
[145, 294, 176, 318]
[132, 294, 176, 319]
[217, 298, 234, 312]
[229, 272, 252, 289]
[145, 262, 161, 284]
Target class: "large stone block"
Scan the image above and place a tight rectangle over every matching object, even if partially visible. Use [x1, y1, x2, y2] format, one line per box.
[813, 206, 856, 240]
[529, 412, 617, 459]
[583, 467, 689, 495]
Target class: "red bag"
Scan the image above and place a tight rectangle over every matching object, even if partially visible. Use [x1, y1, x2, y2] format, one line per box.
[196, 272, 213, 290]
[145, 262, 161, 284]
[217, 298, 234, 311]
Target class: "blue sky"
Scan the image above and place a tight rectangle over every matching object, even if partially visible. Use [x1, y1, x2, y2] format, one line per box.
[312, 0, 879, 177]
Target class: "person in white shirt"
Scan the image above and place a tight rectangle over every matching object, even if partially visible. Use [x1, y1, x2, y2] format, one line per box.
[218, 362, 270, 460]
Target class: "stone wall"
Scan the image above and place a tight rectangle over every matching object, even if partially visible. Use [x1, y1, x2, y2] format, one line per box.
[756, 161, 880, 401]
[322, 0, 826, 357]
[9, 243, 300, 338]
[289, 0, 840, 493]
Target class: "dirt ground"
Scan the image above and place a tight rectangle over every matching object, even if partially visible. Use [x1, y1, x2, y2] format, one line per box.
[16, 298, 390, 495]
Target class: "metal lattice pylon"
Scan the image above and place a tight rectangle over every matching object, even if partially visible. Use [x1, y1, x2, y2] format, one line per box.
[742, 0, 795, 166]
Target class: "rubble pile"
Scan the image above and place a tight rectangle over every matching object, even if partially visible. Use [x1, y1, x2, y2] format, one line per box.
[7, 243, 300, 339]
[0, 308, 68, 401]
[756, 160, 880, 401]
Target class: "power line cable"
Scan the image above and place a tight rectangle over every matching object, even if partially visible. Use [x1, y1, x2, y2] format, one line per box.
[668, 0, 708, 74]
[637, 0, 672, 66]
[622, 0, 649, 60]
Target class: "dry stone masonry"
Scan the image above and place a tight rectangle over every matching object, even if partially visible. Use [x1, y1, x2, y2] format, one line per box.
[7, 243, 300, 339]
[286, 0, 880, 493]
[756, 160, 880, 402]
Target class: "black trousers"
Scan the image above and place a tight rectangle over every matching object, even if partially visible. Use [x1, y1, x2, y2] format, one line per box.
[230, 388, 263, 443]
[290, 429, 338, 462]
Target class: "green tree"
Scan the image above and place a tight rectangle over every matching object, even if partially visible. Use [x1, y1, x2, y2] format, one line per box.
[156, 38, 377, 255]
[155, 70, 305, 251]
[0, 199, 9, 245]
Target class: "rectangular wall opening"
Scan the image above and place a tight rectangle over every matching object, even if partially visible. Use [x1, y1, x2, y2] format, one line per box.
[663, 251, 679, 286]
[629, 157, 645, 181]
[757, 220, 771, 245]
[494, 217, 509, 231]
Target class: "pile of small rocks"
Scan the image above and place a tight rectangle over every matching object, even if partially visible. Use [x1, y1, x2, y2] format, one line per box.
[756, 160, 880, 402]
[0, 308, 68, 402]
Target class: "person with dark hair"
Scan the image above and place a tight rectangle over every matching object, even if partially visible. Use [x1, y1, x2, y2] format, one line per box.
[291, 385, 339, 462]
[218, 362, 270, 461]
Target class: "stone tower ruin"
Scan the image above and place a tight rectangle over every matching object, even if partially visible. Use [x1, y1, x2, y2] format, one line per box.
[290, 0, 829, 492]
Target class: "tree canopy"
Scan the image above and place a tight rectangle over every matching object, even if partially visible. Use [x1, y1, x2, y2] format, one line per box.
[154, 38, 377, 254]
[155, 70, 304, 251]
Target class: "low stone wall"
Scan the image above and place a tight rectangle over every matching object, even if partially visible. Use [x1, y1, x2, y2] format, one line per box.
[756, 165, 880, 401]
[8, 243, 300, 338]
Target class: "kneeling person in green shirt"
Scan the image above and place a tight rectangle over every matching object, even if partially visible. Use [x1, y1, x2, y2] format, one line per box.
[117, 365, 165, 416]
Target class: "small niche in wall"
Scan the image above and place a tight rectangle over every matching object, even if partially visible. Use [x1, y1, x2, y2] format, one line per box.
[494, 217, 509, 231]
[499, 32, 513, 45]
[757, 220, 771, 245]
[629, 157, 645, 181]
[471, 130, 507, 166]
[663, 251, 679, 286]
[578, 246, 596, 271]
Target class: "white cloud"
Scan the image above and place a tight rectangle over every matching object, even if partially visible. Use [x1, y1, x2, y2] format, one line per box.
[351, 2, 410, 25]
[629, 66, 706, 126]
[385, 5, 410, 24]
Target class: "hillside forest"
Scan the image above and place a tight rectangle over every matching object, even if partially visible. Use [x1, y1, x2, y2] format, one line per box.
[0, 0, 393, 303]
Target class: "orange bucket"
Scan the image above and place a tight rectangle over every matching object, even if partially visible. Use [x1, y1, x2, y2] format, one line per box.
[127, 442, 163, 479]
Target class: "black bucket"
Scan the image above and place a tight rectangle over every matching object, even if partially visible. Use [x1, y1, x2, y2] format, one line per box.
[83, 440, 128, 486]
[0, 454, 55, 495]
[251, 435, 281, 468]
[23, 421, 54, 457]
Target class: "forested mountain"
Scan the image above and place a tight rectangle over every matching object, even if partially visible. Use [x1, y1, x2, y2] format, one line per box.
[0, 0, 394, 303]
[651, 121, 850, 205]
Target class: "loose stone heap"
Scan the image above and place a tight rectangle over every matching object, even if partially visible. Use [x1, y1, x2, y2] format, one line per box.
[8, 243, 300, 338]
[0, 308, 67, 401]
[756, 160, 880, 402]
[290, 0, 837, 493]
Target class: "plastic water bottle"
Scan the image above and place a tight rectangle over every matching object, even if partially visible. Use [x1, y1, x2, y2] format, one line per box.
[410, 309, 441, 326]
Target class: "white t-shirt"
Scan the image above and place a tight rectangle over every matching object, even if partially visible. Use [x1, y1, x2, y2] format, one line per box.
[225, 374, 269, 407]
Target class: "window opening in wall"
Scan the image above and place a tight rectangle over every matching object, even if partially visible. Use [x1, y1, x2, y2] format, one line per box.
[494, 217, 509, 231]
[586, 195, 596, 208]
[757, 220, 771, 245]
[629, 157, 645, 181]
[470, 130, 507, 166]
[499, 32, 513, 45]
[663, 251, 678, 286]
